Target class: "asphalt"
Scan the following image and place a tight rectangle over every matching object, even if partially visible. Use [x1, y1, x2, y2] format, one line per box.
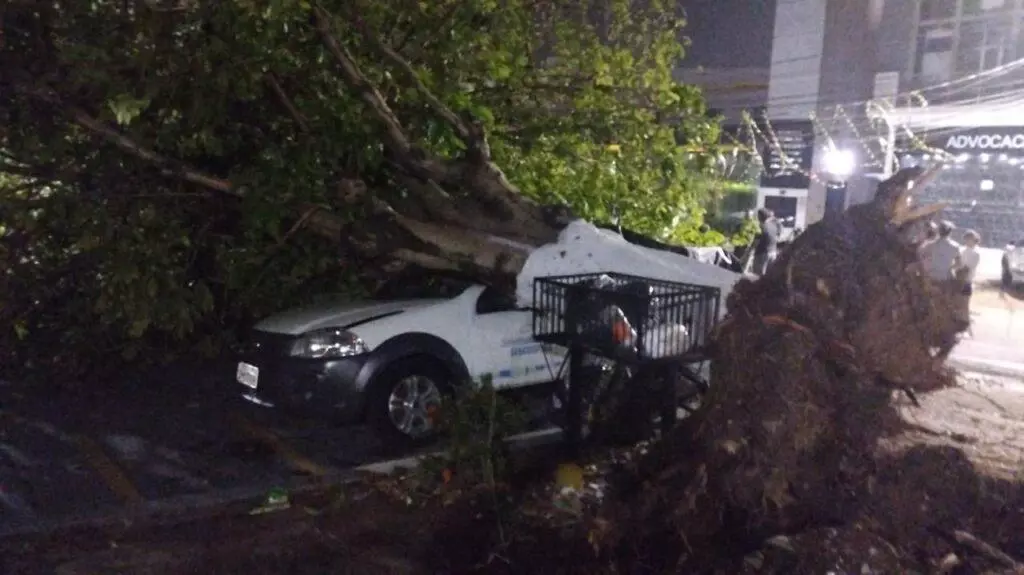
[948, 289, 1024, 378]
[0, 361, 404, 534]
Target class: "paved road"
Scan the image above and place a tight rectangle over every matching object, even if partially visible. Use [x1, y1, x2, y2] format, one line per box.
[950, 289, 1024, 375]
[0, 362, 401, 533]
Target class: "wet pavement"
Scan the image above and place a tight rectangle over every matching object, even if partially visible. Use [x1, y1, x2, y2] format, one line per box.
[0, 361, 399, 533]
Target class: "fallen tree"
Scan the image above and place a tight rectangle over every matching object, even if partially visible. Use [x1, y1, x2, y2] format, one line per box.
[0, 0, 723, 375]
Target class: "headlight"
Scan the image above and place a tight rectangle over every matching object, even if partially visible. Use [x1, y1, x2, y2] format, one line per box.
[289, 329, 368, 359]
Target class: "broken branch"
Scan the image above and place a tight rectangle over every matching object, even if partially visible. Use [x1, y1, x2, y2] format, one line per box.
[343, 5, 472, 144]
[312, 3, 412, 155]
[17, 83, 233, 194]
[265, 73, 311, 134]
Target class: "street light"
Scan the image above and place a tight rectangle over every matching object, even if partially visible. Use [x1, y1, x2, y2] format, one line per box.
[822, 147, 855, 180]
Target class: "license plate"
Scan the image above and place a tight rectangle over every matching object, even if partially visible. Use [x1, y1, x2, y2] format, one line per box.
[236, 362, 259, 389]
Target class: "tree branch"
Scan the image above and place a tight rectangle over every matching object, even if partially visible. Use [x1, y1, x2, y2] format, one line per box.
[264, 73, 311, 134]
[309, 4, 555, 244]
[18, 91, 533, 282]
[342, 6, 472, 143]
[311, 4, 413, 156]
[70, 107, 234, 192]
[6, 81, 238, 195]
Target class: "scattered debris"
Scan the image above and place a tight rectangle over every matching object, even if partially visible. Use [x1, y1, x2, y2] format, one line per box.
[249, 487, 291, 515]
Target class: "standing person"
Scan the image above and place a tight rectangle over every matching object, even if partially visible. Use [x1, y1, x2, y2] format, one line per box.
[761, 209, 783, 272]
[744, 208, 780, 276]
[919, 220, 965, 359]
[919, 220, 960, 283]
[917, 221, 938, 251]
[955, 229, 981, 322]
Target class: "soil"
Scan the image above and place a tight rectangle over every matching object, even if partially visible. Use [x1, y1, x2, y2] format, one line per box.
[1, 482, 438, 575]
[2, 373, 1021, 575]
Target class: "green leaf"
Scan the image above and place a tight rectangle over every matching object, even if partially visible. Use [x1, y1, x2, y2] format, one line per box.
[107, 94, 150, 126]
[129, 317, 150, 339]
[492, 64, 511, 80]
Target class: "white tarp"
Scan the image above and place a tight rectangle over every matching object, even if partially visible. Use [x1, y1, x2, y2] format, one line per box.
[687, 246, 732, 267]
[515, 220, 742, 317]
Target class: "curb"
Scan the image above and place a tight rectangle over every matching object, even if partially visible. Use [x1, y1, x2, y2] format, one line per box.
[346, 428, 564, 475]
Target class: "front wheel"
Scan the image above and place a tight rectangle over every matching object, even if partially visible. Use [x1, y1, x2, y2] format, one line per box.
[366, 358, 450, 449]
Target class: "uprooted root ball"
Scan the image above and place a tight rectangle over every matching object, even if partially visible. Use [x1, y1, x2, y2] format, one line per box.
[598, 168, 982, 573]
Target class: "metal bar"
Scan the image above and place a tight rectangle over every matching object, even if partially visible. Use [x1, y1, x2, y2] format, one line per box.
[564, 344, 585, 459]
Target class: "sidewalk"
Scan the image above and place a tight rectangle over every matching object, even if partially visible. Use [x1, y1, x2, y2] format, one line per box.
[948, 291, 1024, 378]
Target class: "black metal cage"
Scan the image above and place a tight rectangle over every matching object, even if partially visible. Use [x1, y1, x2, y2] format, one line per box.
[531, 272, 721, 363]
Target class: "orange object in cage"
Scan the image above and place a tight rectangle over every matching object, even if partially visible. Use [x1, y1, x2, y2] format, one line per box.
[612, 319, 632, 343]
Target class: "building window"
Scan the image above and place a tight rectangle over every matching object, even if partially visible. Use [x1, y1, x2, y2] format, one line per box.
[915, 23, 957, 82]
[957, 18, 1014, 74]
[912, 0, 1024, 85]
[921, 0, 957, 20]
[962, 0, 1016, 16]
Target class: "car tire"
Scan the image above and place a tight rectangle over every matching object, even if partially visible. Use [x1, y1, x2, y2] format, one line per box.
[365, 357, 451, 449]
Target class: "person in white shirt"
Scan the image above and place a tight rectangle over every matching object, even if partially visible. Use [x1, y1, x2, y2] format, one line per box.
[953, 229, 981, 331]
[919, 220, 961, 282]
[919, 221, 969, 359]
[958, 229, 981, 296]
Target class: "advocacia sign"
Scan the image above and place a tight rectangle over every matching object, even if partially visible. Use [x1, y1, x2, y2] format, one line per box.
[944, 133, 1024, 151]
[927, 127, 1024, 153]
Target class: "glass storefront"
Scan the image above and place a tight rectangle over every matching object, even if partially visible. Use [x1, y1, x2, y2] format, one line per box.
[899, 151, 1024, 247]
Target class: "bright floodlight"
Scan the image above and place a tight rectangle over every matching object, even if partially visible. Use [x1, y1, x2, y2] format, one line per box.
[822, 148, 855, 179]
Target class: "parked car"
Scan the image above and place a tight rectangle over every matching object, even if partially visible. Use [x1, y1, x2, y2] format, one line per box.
[235, 222, 741, 448]
[1003, 239, 1024, 287]
[235, 275, 569, 447]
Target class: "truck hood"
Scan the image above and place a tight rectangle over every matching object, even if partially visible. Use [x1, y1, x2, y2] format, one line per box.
[254, 299, 444, 336]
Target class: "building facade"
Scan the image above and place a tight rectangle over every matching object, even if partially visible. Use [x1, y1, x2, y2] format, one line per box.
[766, 0, 1024, 247]
[675, 0, 775, 122]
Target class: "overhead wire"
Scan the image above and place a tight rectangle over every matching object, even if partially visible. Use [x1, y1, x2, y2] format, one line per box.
[708, 54, 1024, 181]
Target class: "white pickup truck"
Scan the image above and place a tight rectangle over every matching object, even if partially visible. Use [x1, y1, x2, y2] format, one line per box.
[235, 220, 742, 446]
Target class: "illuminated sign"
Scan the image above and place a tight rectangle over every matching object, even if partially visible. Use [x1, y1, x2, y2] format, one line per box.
[944, 133, 1024, 151]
